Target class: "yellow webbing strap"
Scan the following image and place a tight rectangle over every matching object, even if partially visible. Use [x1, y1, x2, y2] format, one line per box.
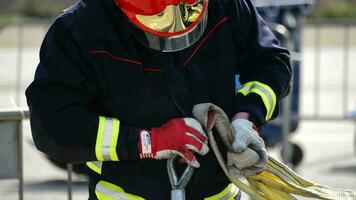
[95, 181, 145, 200]
[205, 183, 239, 200]
[247, 157, 356, 200]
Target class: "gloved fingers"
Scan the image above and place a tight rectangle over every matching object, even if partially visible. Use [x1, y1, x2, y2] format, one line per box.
[237, 138, 267, 169]
[185, 127, 208, 144]
[228, 165, 264, 178]
[178, 150, 200, 168]
[228, 165, 243, 179]
[230, 119, 261, 152]
[231, 138, 249, 153]
[238, 166, 265, 177]
[248, 135, 265, 152]
[227, 148, 260, 169]
[227, 147, 267, 177]
[247, 137, 268, 167]
[155, 150, 200, 168]
[183, 118, 207, 138]
[254, 149, 268, 168]
[184, 133, 209, 155]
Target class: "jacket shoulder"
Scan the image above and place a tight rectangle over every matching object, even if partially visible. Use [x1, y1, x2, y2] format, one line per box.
[53, 0, 119, 41]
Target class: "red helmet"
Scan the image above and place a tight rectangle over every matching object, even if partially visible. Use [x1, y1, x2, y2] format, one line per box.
[114, 0, 209, 52]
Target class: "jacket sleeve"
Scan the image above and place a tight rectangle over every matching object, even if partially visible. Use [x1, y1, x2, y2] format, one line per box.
[25, 19, 140, 164]
[232, 0, 292, 125]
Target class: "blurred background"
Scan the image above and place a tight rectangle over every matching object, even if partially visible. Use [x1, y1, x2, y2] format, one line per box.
[0, 0, 356, 199]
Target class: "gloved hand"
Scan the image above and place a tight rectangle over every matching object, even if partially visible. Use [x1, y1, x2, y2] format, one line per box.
[227, 113, 268, 177]
[138, 118, 209, 168]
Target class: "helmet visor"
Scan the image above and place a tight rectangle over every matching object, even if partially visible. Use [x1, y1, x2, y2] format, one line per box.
[135, 1, 204, 34]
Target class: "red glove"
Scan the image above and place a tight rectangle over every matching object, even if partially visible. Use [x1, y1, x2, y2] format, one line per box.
[138, 118, 209, 167]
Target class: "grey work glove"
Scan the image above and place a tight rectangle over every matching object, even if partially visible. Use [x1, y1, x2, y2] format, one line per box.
[228, 118, 268, 177]
[193, 103, 268, 177]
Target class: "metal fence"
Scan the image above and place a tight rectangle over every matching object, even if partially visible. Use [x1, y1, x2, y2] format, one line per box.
[0, 19, 88, 200]
[273, 18, 356, 163]
[0, 108, 28, 200]
[0, 106, 76, 200]
[299, 18, 356, 119]
[0, 18, 356, 199]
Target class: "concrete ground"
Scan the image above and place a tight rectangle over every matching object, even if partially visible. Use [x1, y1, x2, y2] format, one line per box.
[0, 23, 356, 199]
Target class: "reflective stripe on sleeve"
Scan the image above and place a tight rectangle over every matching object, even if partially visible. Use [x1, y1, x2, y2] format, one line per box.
[86, 161, 102, 174]
[237, 81, 277, 121]
[95, 181, 145, 200]
[205, 183, 239, 200]
[95, 116, 120, 161]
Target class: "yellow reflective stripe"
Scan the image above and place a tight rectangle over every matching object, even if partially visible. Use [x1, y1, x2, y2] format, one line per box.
[237, 81, 277, 121]
[250, 87, 272, 119]
[253, 81, 277, 120]
[109, 119, 120, 161]
[102, 119, 114, 160]
[95, 181, 145, 200]
[96, 116, 106, 161]
[86, 161, 102, 174]
[204, 183, 239, 200]
[96, 192, 115, 200]
[95, 116, 120, 161]
[237, 85, 250, 96]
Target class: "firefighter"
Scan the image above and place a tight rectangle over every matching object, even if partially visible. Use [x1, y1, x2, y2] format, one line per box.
[26, 0, 291, 199]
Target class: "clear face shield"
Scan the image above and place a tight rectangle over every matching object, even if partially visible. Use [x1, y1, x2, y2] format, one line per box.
[115, 0, 209, 52]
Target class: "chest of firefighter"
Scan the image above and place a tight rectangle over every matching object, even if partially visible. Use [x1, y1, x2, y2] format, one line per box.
[86, 27, 237, 124]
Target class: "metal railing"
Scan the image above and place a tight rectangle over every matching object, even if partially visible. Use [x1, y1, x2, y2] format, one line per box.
[0, 108, 28, 200]
[0, 19, 76, 200]
[0, 107, 76, 200]
[274, 19, 356, 163]
[306, 19, 356, 118]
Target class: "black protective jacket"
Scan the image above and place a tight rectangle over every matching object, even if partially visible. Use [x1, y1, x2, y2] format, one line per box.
[26, 0, 291, 199]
